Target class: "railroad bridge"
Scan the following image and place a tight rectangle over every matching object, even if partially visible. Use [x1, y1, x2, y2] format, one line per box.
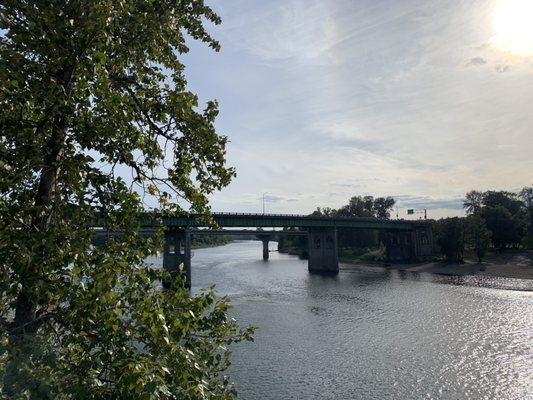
[93, 213, 435, 287]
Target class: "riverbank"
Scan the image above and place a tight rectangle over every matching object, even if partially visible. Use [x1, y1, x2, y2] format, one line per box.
[191, 235, 233, 250]
[343, 250, 533, 280]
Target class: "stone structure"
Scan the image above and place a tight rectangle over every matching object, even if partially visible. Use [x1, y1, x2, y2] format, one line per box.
[384, 224, 435, 262]
[163, 229, 191, 288]
[307, 228, 339, 273]
[257, 234, 272, 261]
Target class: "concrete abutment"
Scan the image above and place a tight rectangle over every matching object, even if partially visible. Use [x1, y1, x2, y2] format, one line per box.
[307, 228, 339, 273]
[163, 229, 191, 288]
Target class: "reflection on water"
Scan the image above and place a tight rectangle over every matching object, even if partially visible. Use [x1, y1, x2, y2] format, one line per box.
[151, 241, 533, 400]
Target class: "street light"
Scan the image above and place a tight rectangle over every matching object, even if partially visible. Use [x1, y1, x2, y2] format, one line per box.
[262, 192, 267, 215]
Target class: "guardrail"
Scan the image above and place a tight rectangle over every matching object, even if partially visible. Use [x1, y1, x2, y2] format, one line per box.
[90, 211, 431, 230]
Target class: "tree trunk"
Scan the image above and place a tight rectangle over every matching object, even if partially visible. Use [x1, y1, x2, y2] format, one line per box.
[10, 63, 73, 338]
[10, 117, 67, 337]
[4, 61, 74, 395]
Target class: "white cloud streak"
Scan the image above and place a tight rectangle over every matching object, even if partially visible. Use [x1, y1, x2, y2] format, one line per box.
[180, 0, 533, 217]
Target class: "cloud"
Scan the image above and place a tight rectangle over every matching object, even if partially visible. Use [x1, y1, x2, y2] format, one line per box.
[258, 194, 298, 203]
[467, 57, 487, 66]
[394, 195, 464, 211]
[495, 64, 510, 73]
[222, 0, 342, 65]
[329, 178, 387, 189]
[184, 0, 533, 217]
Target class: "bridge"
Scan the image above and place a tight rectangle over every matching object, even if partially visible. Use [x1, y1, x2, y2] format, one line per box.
[92, 213, 435, 287]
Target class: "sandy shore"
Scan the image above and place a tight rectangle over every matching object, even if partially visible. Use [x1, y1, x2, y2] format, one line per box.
[344, 250, 533, 280]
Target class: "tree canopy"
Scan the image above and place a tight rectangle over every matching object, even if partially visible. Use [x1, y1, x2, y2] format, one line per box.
[463, 190, 529, 249]
[434, 217, 465, 262]
[520, 187, 533, 247]
[333, 195, 395, 219]
[465, 214, 491, 263]
[0, 1, 252, 398]
[463, 190, 483, 215]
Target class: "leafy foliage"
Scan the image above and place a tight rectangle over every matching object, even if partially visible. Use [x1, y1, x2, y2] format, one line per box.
[482, 191, 523, 215]
[357, 244, 386, 262]
[334, 195, 395, 219]
[463, 189, 529, 249]
[481, 206, 524, 249]
[0, 1, 252, 398]
[191, 234, 233, 249]
[519, 186, 533, 248]
[463, 190, 483, 215]
[277, 232, 308, 259]
[466, 215, 491, 263]
[433, 217, 465, 262]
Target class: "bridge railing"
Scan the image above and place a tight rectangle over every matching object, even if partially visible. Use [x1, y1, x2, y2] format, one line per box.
[90, 211, 432, 230]
[209, 212, 429, 224]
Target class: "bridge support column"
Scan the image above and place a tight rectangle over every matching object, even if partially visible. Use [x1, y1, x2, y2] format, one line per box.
[385, 225, 435, 262]
[256, 234, 272, 261]
[163, 229, 191, 288]
[262, 238, 269, 261]
[308, 228, 338, 273]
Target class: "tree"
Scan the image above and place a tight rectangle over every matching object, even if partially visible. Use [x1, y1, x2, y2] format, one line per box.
[311, 207, 336, 217]
[336, 196, 374, 218]
[481, 206, 524, 249]
[373, 197, 395, 219]
[336, 195, 395, 219]
[434, 217, 465, 262]
[463, 189, 527, 249]
[0, 1, 252, 398]
[482, 191, 523, 215]
[463, 190, 483, 215]
[520, 186, 533, 248]
[466, 215, 491, 263]
[330, 195, 395, 251]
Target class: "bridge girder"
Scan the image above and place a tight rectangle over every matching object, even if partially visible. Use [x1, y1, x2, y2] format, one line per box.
[133, 213, 425, 231]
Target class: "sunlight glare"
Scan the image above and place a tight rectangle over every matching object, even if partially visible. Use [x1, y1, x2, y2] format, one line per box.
[491, 0, 533, 54]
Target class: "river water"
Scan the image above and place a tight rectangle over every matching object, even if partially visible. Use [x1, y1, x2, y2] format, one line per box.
[164, 241, 533, 399]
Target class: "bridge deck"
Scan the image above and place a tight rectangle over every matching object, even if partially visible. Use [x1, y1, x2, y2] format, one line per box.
[135, 213, 428, 231]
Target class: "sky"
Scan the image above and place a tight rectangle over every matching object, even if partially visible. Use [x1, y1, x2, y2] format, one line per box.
[180, 0, 533, 219]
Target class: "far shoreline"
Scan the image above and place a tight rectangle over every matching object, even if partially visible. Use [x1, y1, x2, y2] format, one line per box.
[340, 250, 533, 281]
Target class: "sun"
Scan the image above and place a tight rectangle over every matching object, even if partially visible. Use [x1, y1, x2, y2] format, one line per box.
[491, 0, 533, 55]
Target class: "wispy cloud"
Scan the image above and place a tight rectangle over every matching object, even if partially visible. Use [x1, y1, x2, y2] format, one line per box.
[467, 57, 487, 66]
[495, 64, 510, 73]
[182, 0, 533, 217]
[394, 195, 465, 211]
[219, 0, 342, 66]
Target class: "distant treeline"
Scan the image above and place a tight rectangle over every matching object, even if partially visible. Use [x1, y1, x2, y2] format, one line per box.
[436, 187, 533, 262]
[191, 234, 232, 249]
[278, 187, 533, 263]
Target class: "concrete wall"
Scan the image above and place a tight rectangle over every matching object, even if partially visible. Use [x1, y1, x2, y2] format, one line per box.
[412, 225, 435, 258]
[385, 231, 414, 261]
[385, 224, 435, 262]
[163, 229, 191, 288]
[308, 228, 339, 273]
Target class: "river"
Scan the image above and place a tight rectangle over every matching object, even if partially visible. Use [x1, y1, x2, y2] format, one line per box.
[161, 240, 533, 399]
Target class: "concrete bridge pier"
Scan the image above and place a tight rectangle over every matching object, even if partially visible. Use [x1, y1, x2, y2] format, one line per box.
[262, 238, 269, 261]
[384, 225, 435, 262]
[163, 229, 191, 288]
[257, 234, 272, 261]
[307, 228, 339, 273]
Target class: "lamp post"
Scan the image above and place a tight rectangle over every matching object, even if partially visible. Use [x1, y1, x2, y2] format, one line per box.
[262, 192, 267, 215]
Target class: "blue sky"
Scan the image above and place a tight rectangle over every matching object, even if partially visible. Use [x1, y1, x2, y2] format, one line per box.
[181, 0, 533, 218]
